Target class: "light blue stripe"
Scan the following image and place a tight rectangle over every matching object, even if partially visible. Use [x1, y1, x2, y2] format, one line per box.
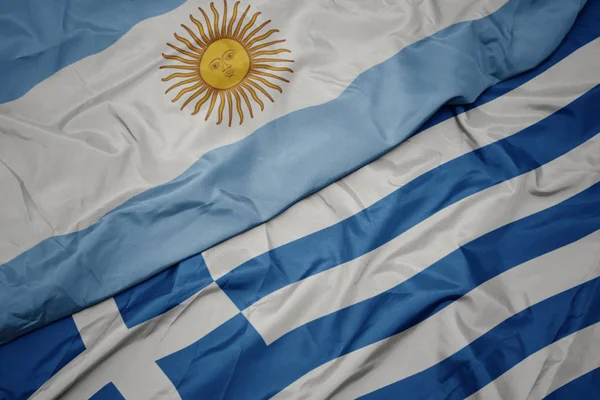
[545, 368, 600, 400]
[157, 167, 600, 398]
[361, 275, 600, 399]
[0, 0, 185, 103]
[417, 0, 600, 132]
[0, 0, 586, 344]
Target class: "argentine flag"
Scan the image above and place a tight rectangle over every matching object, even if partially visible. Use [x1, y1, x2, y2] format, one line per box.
[2, 0, 600, 398]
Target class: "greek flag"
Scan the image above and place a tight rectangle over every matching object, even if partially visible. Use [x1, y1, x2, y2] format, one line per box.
[1, 0, 599, 398]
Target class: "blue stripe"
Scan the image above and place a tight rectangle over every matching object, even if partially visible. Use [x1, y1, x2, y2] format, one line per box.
[219, 81, 600, 311]
[0, 317, 85, 399]
[114, 254, 214, 329]
[361, 276, 600, 399]
[157, 176, 600, 399]
[545, 368, 600, 400]
[0, 0, 586, 344]
[90, 383, 126, 400]
[0, 0, 185, 103]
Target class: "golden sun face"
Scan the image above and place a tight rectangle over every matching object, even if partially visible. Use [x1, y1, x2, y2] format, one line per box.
[160, 0, 294, 126]
[200, 39, 250, 89]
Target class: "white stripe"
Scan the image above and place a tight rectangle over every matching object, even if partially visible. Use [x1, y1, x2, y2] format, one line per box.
[203, 38, 600, 280]
[245, 133, 600, 344]
[0, 0, 508, 264]
[31, 283, 239, 400]
[274, 229, 600, 399]
[468, 322, 600, 400]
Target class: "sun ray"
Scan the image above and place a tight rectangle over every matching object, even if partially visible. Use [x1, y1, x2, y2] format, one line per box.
[241, 82, 265, 110]
[160, 65, 198, 71]
[242, 20, 271, 45]
[232, 88, 245, 124]
[162, 2, 293, 126]
[205, 90, 219, 120]
[250, 70, 290, 83]
[227, 1, 240, 37]
[210, 2, 221, 40]
[252, 58, 294, 63]
[167, 43, 202, 60]
[226, 90, 234, 126]
[249, 39, 286, 54]
[233, 5, 251, 38]
[181, 24, 207, 50]
[246, 79, 275, 102]
[221, 0, 228, 38]
[251, 64, 294, 73]
[161, 71, 198, 81]
[199, 7, 216, 42]
[172, 81, 206, 103]
[180, 86, 209, 110]
[216, 91, 226, 124]
[190, 15, 211, 44]
[165, 76, 199, 94]
[239, 12, 261, 40]
[251, 49, 291, 57]
[245, 29, 278, 48]
[248, 73, 283, 93]
[236, 86, 254, 117]
[193, 88, 215, 115]
[162, 53, 197, 65]
[174, 33, 204, 55]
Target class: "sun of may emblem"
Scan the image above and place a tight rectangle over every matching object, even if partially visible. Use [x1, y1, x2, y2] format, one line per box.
[160, 0, 294, 126]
